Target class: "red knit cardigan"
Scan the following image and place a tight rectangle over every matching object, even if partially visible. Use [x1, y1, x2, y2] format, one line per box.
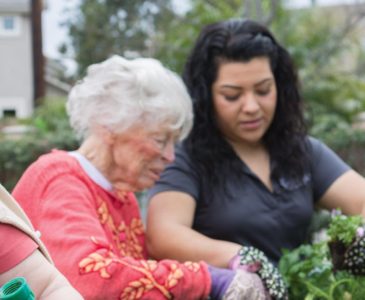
[12, 150, 210, 300]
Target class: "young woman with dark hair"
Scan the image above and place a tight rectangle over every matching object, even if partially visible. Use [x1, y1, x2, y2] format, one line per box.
[147, 19, 365, 299]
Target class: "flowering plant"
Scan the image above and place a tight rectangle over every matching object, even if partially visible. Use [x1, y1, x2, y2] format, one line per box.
[278, 210, 365, 299]
[327, 209, 364, 246]
[327, 209, 365, 274]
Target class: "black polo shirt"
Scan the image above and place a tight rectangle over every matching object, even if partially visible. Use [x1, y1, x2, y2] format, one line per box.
[147, 137, 350, 263]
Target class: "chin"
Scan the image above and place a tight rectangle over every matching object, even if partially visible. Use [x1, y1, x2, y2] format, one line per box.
[134, 181, 153, 192]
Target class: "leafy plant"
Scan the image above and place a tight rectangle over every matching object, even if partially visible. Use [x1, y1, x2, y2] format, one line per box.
[327, 210, 363, 246]
[279, 212, 365, 299]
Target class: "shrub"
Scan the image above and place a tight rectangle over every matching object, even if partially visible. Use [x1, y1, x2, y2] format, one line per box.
[0, 98, 79, 190]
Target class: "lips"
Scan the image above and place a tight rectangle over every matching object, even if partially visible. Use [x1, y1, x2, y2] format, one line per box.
[149, 168, 164, 180]
[239, 118, 263, 130]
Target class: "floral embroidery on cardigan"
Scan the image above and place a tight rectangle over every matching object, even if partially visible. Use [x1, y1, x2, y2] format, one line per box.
[79, 246, 117, 279]
[97, 198, 144, 259]
[165, 263, 184, 288]
[79, 239, 178, 300]
[183, 261, 201, 273]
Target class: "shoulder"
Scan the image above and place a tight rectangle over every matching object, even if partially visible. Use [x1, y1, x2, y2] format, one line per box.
[176, 142, 191, 159]
[14, 150, 86, 191]
[147, 142, 200, 200]
[304, 135, 322, 150]
[306, 136, 325, 149]
[26, 150, 80, 175]
[305, 136, 350, 177]
[0, 224, 38, 273]
[34, 149, 77, 167]
[305, 136, 341, 161]
[172, 143, 201, 180]
[305, 136, 333, 159]
[169, 142, 196, 170]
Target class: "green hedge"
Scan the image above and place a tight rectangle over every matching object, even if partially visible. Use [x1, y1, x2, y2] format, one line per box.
[0, 132, 79, 191]
[0, 99, 79, 191]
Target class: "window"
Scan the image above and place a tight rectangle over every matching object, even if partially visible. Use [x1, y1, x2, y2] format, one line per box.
[0, 15, 21, 36]
[3, 16, 15, 30]
[3, 109, 16, 118]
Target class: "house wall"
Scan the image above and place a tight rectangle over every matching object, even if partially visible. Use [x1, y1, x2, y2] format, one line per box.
[0, 0, 33, 118]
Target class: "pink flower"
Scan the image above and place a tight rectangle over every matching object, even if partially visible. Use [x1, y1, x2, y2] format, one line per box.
[331, 209, 342, 217]
[356, 227, 364, 238]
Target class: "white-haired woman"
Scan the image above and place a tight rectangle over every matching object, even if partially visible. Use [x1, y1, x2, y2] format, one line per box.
[12, 56, 267, 300]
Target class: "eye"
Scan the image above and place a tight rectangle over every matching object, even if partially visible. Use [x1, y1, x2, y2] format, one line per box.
[154, 138, 166, 146]
[256, 89, 271, 96]
[255, 82, 273, 96]
[151, 133, 172, 150]
[224, 94, 240, 101]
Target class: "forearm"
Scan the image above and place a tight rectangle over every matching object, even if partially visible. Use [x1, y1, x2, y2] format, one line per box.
[147, 223, 241, 268]
[37, 271, 83, 300]
[318, 170, 365, 218]
[147, 192, 242, 267]
[0, 250, 83, 300]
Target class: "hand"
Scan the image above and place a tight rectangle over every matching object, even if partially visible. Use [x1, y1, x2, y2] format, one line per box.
[208, 265, 268, 300]
[343, 236, 365, 275]
[231, 246, 288, 300]
[229, 252, 261, 273]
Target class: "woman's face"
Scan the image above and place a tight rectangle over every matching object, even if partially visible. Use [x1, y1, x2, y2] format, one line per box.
[212, 57, 277, 147]
[108, 124, 179, 192]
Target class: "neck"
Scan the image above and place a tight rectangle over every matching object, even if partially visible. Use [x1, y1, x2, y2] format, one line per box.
[77, 135, 136, 193]
[228, 139, 266, 158]
[229, 139, 272, 190]
[77, 135, 112, 178]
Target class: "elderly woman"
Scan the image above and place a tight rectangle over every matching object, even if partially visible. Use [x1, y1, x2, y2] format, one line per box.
[12, 55, 267, 300]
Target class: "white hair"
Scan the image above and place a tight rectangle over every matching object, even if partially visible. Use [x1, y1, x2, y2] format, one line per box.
[66, 55, 193, 140]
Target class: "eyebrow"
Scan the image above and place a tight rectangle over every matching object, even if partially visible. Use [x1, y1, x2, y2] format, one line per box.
[220, 78, 273, 90]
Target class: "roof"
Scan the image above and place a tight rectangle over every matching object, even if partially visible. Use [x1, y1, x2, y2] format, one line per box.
[0, 0, 30, 14]
[45, 74, 71, 94]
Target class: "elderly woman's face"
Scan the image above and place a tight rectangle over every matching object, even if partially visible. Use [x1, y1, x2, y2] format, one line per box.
[108, 124, 178, 192]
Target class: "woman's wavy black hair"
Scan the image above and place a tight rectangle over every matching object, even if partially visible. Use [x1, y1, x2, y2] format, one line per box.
[183, 19, 308, 189]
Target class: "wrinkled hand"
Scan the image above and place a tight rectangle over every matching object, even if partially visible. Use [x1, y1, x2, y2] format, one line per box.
[229, 252, 262, 273]
[223, 269, 269, 300]
[232, 246, 288, 300]
[208, 265, 268, 300]
[343, 236, 365, 275]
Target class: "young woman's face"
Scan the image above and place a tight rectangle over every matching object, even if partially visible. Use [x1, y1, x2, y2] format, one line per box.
[108, 124, 179, 192]
[212, 57, 277, 147]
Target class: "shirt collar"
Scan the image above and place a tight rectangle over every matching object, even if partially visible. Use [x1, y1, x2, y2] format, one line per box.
[68, 151, 113, 191]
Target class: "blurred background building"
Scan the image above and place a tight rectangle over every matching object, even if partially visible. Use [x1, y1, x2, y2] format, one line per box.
[0, 0, 69, 119]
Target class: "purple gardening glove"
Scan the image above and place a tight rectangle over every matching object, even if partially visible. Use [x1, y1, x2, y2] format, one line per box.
[208, 265, 268, 300]
[208, 265, 235, 299]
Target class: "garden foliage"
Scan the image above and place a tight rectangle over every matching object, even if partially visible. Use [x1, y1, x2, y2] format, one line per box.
[0, 99, 79, 190]
[279, 212, 365, 300]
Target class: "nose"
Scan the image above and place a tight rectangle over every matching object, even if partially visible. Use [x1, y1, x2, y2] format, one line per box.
[162, 139, 175, 163]
[241, 93, 260, 113]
